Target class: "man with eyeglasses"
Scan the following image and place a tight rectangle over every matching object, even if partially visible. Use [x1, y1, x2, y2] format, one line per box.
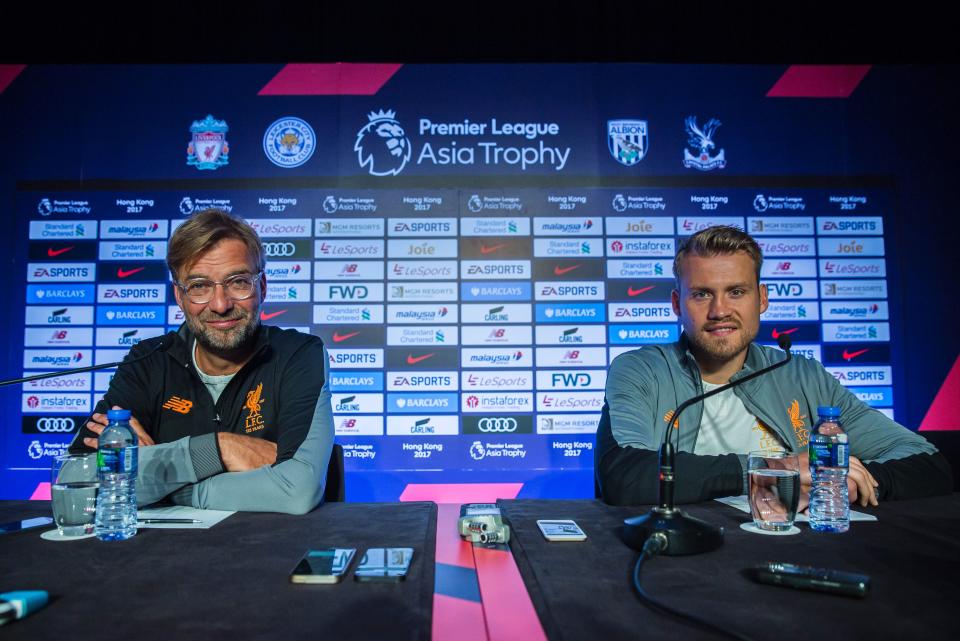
[69, 209, 333, 514]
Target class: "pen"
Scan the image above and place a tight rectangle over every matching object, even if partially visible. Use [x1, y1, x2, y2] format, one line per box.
[137, 518, 202, 524]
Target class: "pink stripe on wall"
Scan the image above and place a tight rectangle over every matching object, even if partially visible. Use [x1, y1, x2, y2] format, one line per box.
[767, 65, 871, 98]
[30, 481, 51, 500]
[258, 63, 402, 95]
[399, 483, 523, 504]
[0, 65, 26, 94]
[920, 354, 960, 431]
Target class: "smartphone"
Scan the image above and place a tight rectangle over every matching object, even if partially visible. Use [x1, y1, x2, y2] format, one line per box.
[289, 548, 356, 584]
[537, 519, 587, 541]
[0, 517, 54, 534]
[749, 562, 870, 598]
[354, 548, 415, 582]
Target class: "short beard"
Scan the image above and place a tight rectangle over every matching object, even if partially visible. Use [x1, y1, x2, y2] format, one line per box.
[186, 308, 260, 356]
[685, 323, 757, 366]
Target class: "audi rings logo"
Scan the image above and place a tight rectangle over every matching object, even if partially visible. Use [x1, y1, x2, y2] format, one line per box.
[37, 417, 77, 433]
[478, 417, 517, 433]
[264, 242, 296, 257]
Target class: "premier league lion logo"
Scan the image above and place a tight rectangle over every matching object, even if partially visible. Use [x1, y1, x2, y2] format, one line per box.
[354, 109, 411, 176]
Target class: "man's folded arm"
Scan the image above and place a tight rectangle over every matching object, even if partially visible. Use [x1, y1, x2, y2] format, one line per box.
[169, 380, 334, 515]
[599, 443, 745, 505]
[865, 452, 953, 501]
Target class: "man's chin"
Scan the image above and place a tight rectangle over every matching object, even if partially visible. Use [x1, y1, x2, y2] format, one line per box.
[194, 320, 259, 354]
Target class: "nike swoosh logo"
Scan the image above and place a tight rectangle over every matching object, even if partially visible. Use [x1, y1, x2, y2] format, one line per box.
[554, 265, 580, 276]
[843, 348, 870, 361]
[47, 246, 74, 257]
[117, 267, 145, 278]
[771, 328, 799, 339]
[333, 331, 360, 343]
[480, 243, 507, 255]
[406, 353, 434, 365]
[627, 286, 655, 297]
[260, 310, 287, 321]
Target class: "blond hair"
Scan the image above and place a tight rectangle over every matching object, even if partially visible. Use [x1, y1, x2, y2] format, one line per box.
[673, 225, 763, 287]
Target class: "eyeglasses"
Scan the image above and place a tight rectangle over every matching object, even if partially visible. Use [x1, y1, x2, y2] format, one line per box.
[176, 272, 262, 304]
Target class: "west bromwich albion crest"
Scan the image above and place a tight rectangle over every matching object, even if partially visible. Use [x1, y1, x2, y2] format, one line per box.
[187, 114, 230, 170]
[607, 119, 648, 166]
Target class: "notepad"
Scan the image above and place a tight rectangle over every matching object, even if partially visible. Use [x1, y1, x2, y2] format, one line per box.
[136, 505, 235, 529]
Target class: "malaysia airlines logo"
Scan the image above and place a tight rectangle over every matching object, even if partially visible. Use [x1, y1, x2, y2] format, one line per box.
[355, 109, 411, 176]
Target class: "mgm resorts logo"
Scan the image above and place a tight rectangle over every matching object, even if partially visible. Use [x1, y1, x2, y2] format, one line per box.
[355, 109, 411, 176]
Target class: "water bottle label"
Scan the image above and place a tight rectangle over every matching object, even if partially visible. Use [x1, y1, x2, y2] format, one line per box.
[809, 440, 848, 468]
[97, 446, 137, 474]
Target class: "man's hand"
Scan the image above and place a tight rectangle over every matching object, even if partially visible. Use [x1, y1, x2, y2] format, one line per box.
[797, 451, 879, 509]
[83, 406, 155, 449]
[217, 433, 277, 472]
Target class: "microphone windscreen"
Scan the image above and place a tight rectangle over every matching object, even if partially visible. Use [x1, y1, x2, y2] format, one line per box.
[777, 333, 792, 352]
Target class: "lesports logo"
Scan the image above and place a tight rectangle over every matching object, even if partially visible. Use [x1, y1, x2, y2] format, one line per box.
[36, 417, 76, 433]
[355, 109, 411, 176]
[263, 117, 316, 168]
[264, 242, 296, 257]
[478, 417, 517, 433]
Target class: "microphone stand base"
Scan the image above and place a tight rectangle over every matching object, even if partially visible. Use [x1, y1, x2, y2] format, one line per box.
[623, 508, 724, 556]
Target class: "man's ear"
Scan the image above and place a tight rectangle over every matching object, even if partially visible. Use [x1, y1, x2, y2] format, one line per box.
[759, 282, 769, 315]
[259, 271, 267, 304]
[671, 287, 682, 317]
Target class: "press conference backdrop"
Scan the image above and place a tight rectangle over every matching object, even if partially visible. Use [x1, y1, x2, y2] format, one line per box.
[2, 63, 954, 501]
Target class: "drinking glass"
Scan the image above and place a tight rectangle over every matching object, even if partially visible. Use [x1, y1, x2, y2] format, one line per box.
[51, 454, 99, 537]
[748, 449, 801, 531]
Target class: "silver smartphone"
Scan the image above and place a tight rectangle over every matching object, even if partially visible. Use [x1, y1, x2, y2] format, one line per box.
[353, 548, 415, 582]
[289, 548, 357, 584]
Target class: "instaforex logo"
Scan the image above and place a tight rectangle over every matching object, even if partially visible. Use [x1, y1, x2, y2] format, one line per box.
[356, 109, 573, 175]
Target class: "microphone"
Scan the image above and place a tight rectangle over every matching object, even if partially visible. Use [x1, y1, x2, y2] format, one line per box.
[622, 334, 793, 555]
[0, 337, 168, 388]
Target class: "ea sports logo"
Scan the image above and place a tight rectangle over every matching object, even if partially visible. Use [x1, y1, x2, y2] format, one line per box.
[354, 109, 411, 176]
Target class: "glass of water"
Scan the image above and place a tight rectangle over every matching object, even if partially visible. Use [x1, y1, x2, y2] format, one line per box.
[51, 454, 99, 537]
[748, 449, 800, 532]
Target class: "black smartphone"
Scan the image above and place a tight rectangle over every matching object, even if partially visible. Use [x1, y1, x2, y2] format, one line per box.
[354, 548, 415, 582]
[749, 562, 870, 598]
[289, 548, 356, 584]
[0, 516, 54, 534]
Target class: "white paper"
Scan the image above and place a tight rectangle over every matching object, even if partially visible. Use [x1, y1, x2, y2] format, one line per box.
[136, 505, 235, 529]
[715, 495, 878, 522]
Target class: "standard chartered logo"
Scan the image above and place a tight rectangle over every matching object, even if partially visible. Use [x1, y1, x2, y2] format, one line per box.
[478, 417, 517, 433]
[264, 242, 296, 257]
[37, 417, 76, 433]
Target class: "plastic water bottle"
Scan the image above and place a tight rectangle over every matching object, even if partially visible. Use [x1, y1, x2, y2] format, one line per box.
[94, 409, 138, 541]
[808, 406, 849, 533]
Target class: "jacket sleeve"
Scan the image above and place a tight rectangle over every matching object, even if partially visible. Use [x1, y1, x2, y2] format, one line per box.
[816, 360, 952, 499]
[596, 350, 746, 505]
[169, 343, 334, 514]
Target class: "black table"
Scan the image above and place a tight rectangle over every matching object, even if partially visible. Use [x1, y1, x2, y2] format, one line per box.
[498, 495, 960, 641]
[0, 501, 436, 641]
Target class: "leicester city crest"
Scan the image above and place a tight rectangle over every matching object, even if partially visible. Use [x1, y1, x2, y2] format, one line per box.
[354, 109, 411, 176]
[607, 119, 648, 166]
[263, 117, 316, 168]
[187, 114, 230, 170]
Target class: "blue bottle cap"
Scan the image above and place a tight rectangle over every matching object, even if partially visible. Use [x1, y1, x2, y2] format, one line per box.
[817, 406, 841, 419]
[0, 590, 49, 617]
[106, 409, 132, 420]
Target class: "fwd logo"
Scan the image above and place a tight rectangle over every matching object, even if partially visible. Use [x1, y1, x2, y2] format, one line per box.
[329, 285, 368, 300]
[767, 282, 804, 297]
[551, 372, 591, 387]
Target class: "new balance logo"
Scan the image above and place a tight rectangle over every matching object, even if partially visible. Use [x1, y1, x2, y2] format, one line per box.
[162, 396, 193, 414]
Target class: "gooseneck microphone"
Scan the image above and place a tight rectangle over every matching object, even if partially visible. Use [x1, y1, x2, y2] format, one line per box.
[622, 334, 793, 555]
[0, 338, 168, 388]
